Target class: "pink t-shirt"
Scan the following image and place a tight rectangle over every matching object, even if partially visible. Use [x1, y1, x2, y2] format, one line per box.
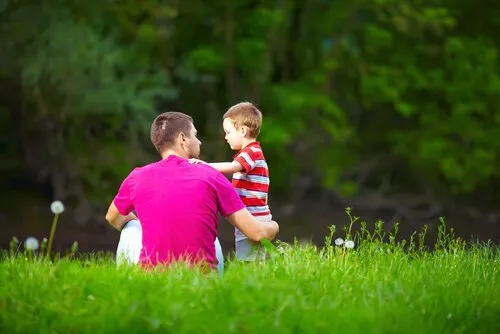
[113, 155, 245, 269]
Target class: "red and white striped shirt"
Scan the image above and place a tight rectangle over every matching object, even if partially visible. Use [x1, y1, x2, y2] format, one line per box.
[232, 142, 271, 217]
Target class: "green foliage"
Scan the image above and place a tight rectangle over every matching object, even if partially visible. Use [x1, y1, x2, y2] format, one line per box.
[0, 1, 178, 202]
[3, 0, 500, 211]
[334, 0, 500, 194]
[21, 9, 174, 115]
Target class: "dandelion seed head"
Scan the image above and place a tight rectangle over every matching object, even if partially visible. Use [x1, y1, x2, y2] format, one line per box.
[345, 240, 355, 249]
[50, 201, 65, 214]
[24, 237, 39, 251]
[334, 238, 344, 246]
[70, 241, 79, 254]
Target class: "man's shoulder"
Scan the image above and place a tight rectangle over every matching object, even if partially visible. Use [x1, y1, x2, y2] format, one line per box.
[178, 158, 223, 184]
[190, 163, 235, 190]
[129, 162, 155, 174]
[125, 161, 163, 180]
[193, 163, 223, 178]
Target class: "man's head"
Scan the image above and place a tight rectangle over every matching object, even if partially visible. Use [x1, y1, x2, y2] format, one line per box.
[222, 102, 262, 150]
[150, 112, 201, 159]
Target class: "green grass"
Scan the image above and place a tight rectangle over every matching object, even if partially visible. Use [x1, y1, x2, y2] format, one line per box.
[1, 221, 499, 333]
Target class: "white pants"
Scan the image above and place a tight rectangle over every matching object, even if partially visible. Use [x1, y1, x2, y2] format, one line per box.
[235, 214, 272, 261]
[116, 220, 224, 273]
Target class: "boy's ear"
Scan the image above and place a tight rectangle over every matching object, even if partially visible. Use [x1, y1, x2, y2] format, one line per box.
[240, 126, 248, 137]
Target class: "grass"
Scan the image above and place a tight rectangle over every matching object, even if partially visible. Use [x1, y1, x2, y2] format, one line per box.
[1, 214, 499, 333]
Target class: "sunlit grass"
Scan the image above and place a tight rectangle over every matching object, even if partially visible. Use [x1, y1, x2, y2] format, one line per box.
[1, 212, 499, 333]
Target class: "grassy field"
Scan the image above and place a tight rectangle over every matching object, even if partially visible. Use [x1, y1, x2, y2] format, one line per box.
[1, 220, 499, 334]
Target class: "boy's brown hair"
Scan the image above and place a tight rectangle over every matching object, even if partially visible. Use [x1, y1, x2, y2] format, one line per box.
[223, 102, 262, 138]
[150, 112, 193, 154]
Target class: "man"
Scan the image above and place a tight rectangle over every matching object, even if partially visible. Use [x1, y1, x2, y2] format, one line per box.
[105, 112, 279, 270]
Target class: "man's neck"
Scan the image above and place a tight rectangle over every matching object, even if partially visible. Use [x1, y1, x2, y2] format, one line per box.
[161, 149, 188, 160]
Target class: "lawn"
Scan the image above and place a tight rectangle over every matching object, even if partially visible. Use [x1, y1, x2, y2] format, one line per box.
[1, 219, 499, 333]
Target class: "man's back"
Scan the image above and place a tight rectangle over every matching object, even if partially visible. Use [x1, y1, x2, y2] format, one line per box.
[113, 155, 244, 268]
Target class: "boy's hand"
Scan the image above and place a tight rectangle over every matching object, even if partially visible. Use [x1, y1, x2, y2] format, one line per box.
[189, 158, 207, 165]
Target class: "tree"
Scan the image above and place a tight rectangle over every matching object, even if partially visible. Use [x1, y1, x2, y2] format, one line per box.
[2, 0, 500, 227]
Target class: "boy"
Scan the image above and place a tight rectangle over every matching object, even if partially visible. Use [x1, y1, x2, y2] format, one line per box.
[191, 102, 272, 261]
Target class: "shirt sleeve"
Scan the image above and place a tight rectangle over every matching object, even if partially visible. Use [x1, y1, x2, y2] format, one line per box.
[213, 173, 245, 217]
[234, 147, 257, 173]
[113, 169, 137, 215]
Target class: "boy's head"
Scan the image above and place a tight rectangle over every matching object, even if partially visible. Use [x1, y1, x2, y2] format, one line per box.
[222, 102, 262, 150]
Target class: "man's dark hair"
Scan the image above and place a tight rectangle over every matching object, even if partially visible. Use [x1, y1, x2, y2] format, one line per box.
[150, 112, 193, 154]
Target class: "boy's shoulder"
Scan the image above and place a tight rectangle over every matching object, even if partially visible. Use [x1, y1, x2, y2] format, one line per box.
[238, 141, 266, 156]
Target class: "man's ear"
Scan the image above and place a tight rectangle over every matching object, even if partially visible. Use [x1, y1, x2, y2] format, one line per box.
[178, 131, 187, 143]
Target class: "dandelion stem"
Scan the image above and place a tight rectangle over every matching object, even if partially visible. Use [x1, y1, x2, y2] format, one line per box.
[46, 214, 59, 258]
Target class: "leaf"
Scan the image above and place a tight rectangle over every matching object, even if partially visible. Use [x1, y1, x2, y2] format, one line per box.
[260, 238, 276, 253]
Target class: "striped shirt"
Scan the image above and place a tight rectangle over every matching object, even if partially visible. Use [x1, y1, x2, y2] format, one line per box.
[232, 141, 271, 217]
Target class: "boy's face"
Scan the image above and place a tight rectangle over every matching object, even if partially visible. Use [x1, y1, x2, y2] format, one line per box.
[223, 118, 244, 150]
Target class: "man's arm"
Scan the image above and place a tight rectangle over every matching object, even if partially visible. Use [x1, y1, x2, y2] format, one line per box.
[106, 169, 138, 231]
[213, 171, 277, 241]
[105, 202, 138, 231]
[226, 208, 279, 242]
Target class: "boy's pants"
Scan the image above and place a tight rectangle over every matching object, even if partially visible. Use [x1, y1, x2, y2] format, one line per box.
[235, 214, 272, 261]
[116, 220, 225, 273]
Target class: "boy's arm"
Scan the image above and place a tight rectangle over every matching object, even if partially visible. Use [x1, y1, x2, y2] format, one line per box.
[189, 159, 243, 175]
[209, 161, 243, 175]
